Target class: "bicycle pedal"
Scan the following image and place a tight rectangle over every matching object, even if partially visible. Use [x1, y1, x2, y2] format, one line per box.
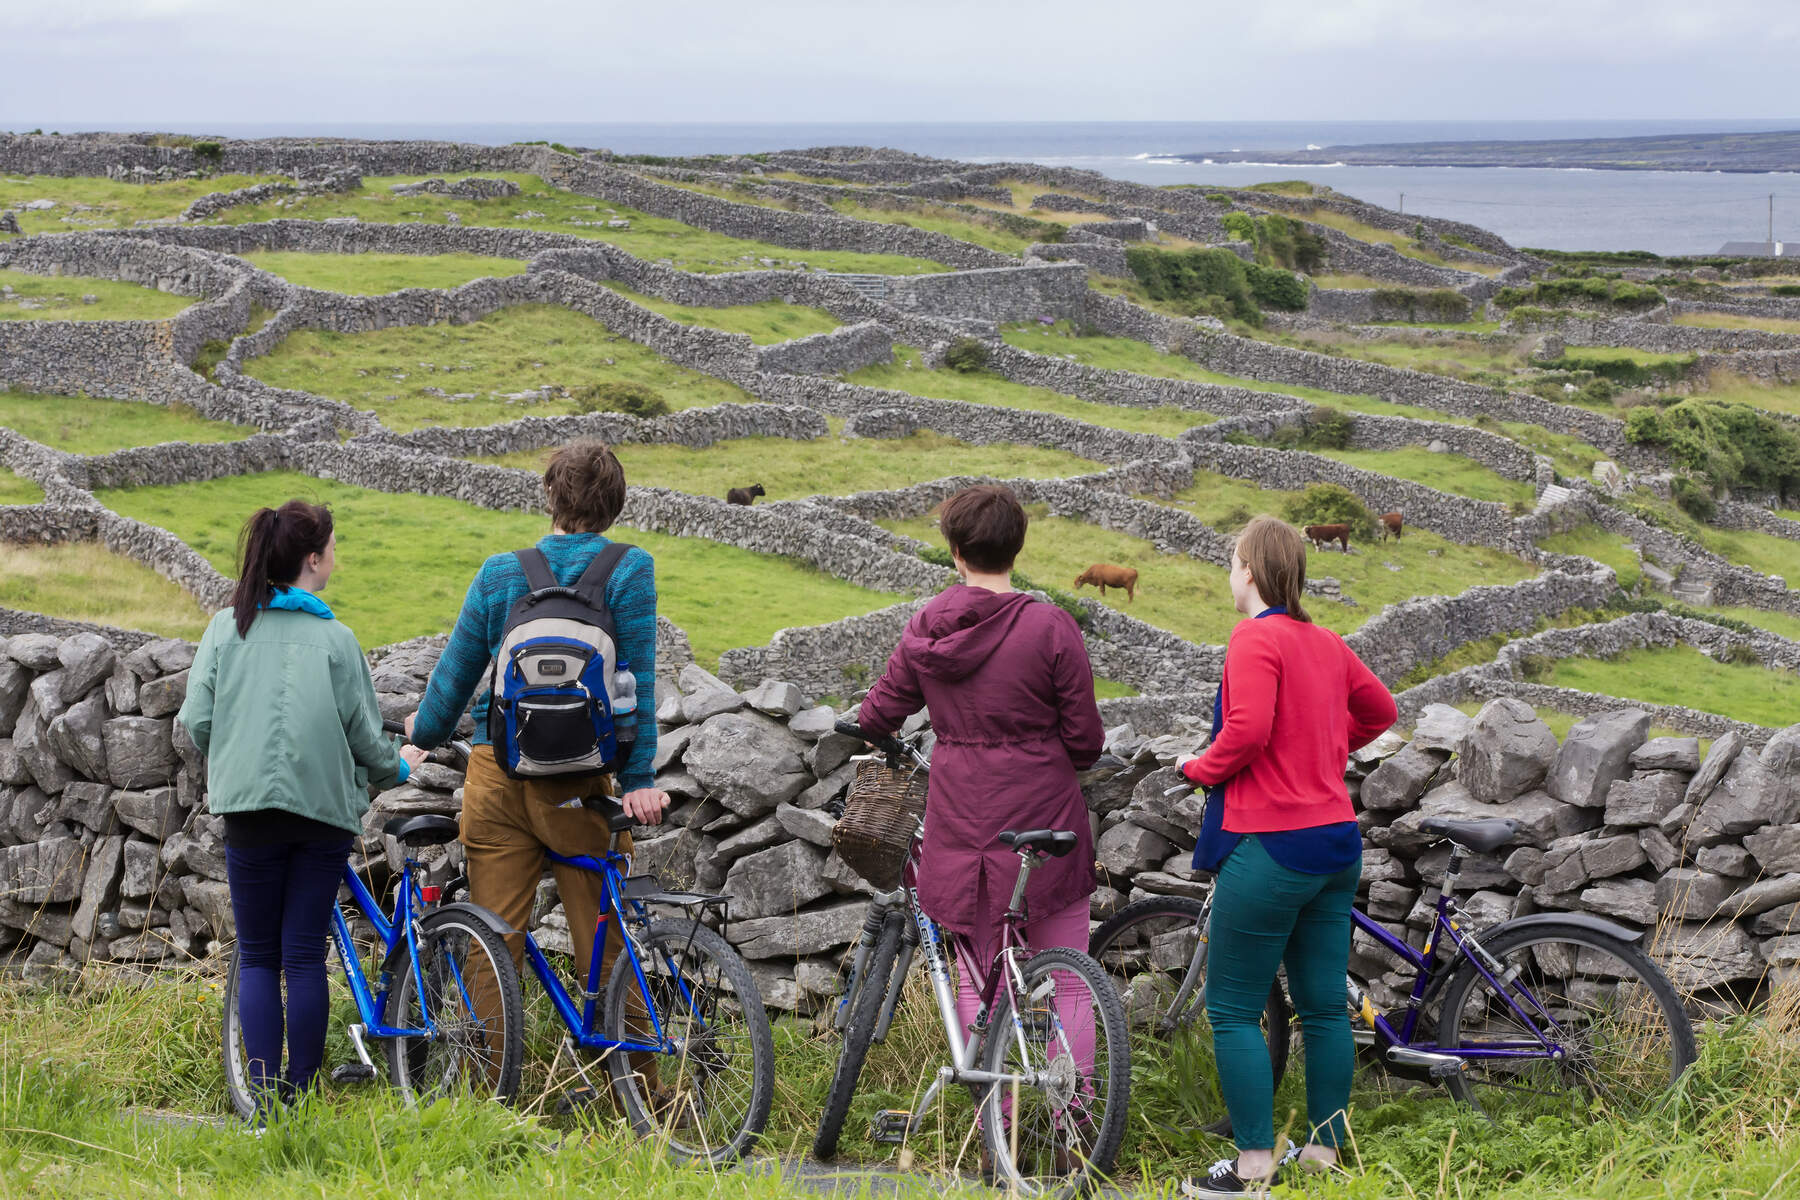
[556, 1085, 603, 1116]
[329, 1062, 377, 1085]
[869, 1109, 911, 1144]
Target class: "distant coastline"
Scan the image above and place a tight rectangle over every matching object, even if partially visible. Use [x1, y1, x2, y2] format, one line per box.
[1158, 129, 1800, 174]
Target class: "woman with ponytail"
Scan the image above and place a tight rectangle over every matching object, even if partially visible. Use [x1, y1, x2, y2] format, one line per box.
[178, 499, 425, 1121]
[1174, 517, 1396, 1198]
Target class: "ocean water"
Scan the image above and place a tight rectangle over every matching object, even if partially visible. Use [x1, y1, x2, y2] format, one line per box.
[119, 119, 1800, 256]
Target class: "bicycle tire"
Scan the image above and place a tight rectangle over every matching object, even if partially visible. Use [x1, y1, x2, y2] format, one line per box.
[1436, 919, 1697, 1121]
[385, 907, 525, 1106]
[978, 946, 1131, 1197]
[813, 909, 904, 1161]
[601, 918, 776, 1165]
[1089, 896, 1291, 1088]
[221, 946, 258, 1120]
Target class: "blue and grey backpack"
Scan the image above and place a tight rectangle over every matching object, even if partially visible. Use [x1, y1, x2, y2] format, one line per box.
[487, 544, 639, 780]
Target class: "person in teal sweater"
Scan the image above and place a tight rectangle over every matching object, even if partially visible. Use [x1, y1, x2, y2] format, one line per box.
[406, 440, 668, 1096]
[178, 499, 425, 1118]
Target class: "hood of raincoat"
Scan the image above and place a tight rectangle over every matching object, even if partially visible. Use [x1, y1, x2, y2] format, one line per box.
[899, 585, 1039, 682]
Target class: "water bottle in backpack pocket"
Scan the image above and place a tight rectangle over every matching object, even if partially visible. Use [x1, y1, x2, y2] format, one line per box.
[488, 543, 639, 779]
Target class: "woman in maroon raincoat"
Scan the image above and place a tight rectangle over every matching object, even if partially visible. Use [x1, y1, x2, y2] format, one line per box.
[858, 485, 1105, 1042]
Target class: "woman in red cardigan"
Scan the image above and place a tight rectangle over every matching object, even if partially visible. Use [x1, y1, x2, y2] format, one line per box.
[1176, 517, 1396, 1198]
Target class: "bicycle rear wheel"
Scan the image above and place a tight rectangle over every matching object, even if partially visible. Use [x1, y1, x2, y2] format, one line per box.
[1436, 920, 1697, 1121]
[978, 946, 1130, 1197]
[601, 918, 775, 1165]
[221, 947, 259, 1119]
[385, 907, 524, 1106]
[1089, 896, 1290, 1087]
[814, 909, 904, 1161]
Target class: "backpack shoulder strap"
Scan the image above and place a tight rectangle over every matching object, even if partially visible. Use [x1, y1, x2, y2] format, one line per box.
[513, 548, 559, 593]
[571, 541, 634, 608]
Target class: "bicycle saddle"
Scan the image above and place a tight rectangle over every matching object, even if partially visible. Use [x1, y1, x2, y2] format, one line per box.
[1417, 817, 1518, 854]
[998, 829, 1079, 857]
[383, 813, 460, 847]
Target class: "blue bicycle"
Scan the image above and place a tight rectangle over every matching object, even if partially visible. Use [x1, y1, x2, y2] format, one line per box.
[223, 730, 525, 1116]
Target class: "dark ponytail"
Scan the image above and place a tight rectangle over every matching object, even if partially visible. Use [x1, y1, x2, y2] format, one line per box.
[231, 499, 334, 637]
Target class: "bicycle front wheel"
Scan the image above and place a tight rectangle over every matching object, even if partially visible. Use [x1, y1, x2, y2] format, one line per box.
[602, 918, 775, 1165]
[814, 909, 904, 1161]
[978, 946, 1131, 1197]
[1437, 919, 1697, 1121]
[385, 907, 524, 1106]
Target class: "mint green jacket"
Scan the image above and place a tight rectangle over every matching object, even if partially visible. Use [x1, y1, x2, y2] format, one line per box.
[177, 605, 404, 835]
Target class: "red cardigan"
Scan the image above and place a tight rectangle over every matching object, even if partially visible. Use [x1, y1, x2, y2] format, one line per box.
[1180, 613, 1396, 833]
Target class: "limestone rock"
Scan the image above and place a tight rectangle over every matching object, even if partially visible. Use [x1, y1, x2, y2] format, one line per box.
[1579, 833, 1647, 881]
[1097, 820, 1174, 879]
[744, 680, 803, 718]
[14, 700, 72, 794]
[28, 670, 71, 721]
[0, 739, 30, 787]
[1695, 844, 1753, 877]
[774, 802, 836, 848]
[114, 787, 184, 841]
[1546, 709, 1648, 808]
[1713, 873, 1800, 920]
[8, 633, 62, 671]
[1654, 869, 1738, 921]
[1631, 737, 1700, 772]
[1411, 704, 1473, 753]
[1578, 878, 1657, 927]
[1689, 749, 1787, 845]
[1360, 744, 1446, 811]
[1685, 731, 1743, 808]
[1658, 921, 1761, 990]
[1349, 730, 1407, 771]
[56, 633, 116, 702]
[47, 694, 108, 781]
[804, 730, 861, 779]
[652, 723, 697, 773]
[119, 838, 164, 899]
[788, 705, 836, 740]
[70, 834, 126, 943]
[682, 687, 747, 724]
[677, 663, 732, 697]
[797, 761, 855, 811]
[722, 840, 831, 919]
[105, 664, 140, 715]
[1747, 823, 1800, 876]
[715, 813, 788, 863]
[55, 781, 117, 834]
[1752, 901, 1800, 938]
[137, 671, 188, 718]
[6, 786, 55, 844]
[1457, 698, 1557, 803]
[684, 711, 810, 818]
[729, 899, 866, 959]
[2, 836, 83, 903]
[1603, 770, 1686, 828]
[1386, 782, 1577, 853]
[0, 659, 29, 731]
[103, 717, 178, 789]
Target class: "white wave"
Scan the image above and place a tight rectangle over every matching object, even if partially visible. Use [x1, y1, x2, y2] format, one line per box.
[1306, 143, 1322, 151]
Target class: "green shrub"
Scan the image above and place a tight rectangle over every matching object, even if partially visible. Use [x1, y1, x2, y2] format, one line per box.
[1626, 397, 1800, 498]
[1256, 214, 1327, 273]
[1370, 287, 1470, 322]
[1773, 285, 1800, 297]
[918, 545, 954, 568]
[1723, 640, 1763, 666]
[1494, 277, 1664, 313]
[1125, 247, 1261, 323]
[1281, 483, 1376, 541]
[1543, 350, 1696, 387]
[1671, 476, 1718, 522]
[1221, 211, 1258, 243]
[1246, 180, 1314, 196]
[1246, 264, 1307, 311]
[191, 141, 223, 168]
[943, 337, 991, 374]
[1010, 570, 1090, 628]
[1518, 653, 1557, 682]
[570, 381, 669, 418]
[1269, 406, 1352, 452]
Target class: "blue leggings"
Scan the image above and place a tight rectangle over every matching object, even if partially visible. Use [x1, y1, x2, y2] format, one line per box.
[226, 837, 351, 1102]
[1206, 835, 1361, 1151]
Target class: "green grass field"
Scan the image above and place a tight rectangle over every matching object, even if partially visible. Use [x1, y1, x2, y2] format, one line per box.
[240, 303, 753, 430]
[1319, 446, 1537, 507]
[597, 284, 841, 344]
[1538, 524, 1642, 591]
[1543, 644, 1800, 728]
[827, 197, 1036, 255]
[1673, 311, 1800, 334]
[1692, 370, 1800, 418]
[0, 466, 46, 504]
[215, 173, 952, 275]
[0, 390, 250, 454]
[0, 267, 196, 321]
[93, 471, 894, 661]
[241, 251, 529, 295]
[0, 541, 211, 639]
[480, 428, 1100, 502]
[849, 346, 1211, 437]
[0, 172, 289, 234]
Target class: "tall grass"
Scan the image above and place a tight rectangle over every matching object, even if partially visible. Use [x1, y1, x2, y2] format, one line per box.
[0, 542, 211, 639]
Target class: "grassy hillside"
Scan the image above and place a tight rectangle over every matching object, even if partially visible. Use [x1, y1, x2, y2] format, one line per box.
[241, 251, 529, 295]
[0, 390, 250, 454]
[0, 268, 196, 321]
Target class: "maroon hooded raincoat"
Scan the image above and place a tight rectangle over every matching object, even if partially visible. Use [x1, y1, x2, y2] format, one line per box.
[858, 585, 1105, 946]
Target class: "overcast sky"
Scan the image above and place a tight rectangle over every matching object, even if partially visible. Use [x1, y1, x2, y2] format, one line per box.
[5, 0, 1799, 128]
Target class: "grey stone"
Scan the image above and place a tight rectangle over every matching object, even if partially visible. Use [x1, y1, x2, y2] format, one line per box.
[171, 719, 202, 773]
[1746, 823, 1800, 875]
[1410, 704, 1472, 753]
[1659, 802, 1694, 839]
[1762, 936, 1800, 985]
[684, 711, 810, 818]
[1350, 730, 1407, 770]
[70, 834, 126, 943]
[47, 694, 108, 781]
[1654, 869, 1739, 921]
[1752, 901, 1800, 938]
[28, 669, 71, 721]
[775, 802, 837, 847]
[1757, 722, 1800, 779]
[1503, 846, 1547, 885]
[14, 701, 71, 795]
[805, 730, 861, 779]
[103, 717, 178, 789]
[114, 787, 184, 841]
[1690, 749, 1788, 844]
[1658, 921, 1761, 990]
[628, 826, 703, 890]
[1580, 833, 1647, 881]
[1546, 709, 1648, 808]
[1415, 844, 1513, 889]
[1685, 731, 1744, 807]
[120, 838, 164, 899]
[1695, 844, 1754, 877]
[181, 876, 233, 940]
[148, 640, 195, 674]
[819, 848, 872, 896]
[3, 837, 83, 903]
[745, 962, 806, 1013]
[723, 839, 831, 919]
[744, 680, 803, 718]
[56, 633, 116, 701]
[1713, 873, 1800, 920]
[677, 663, 732, 696]
[652, 723, 697, 773]
[0, 898, 73, 945]
[7, 785, 55, 843]
[1539, 839, 1595, 895]
[797, 761, 856, 811]
[1365, 880, 1418, 920]
[1090, 885, 1128, 921]
[794, 957, 843, 997]
[683, 687, 747, 723]
[0, 739, 30, 787]
[1602, 771, 1687, 828]
[715, 813, 788, 862]
[55, 782, 117, 835]
[105, 664, 140, 715]
[1360, 744, 1447, 811]
[1133, 871, 1208, 900]
[1083, 762, 1151, 816]
[137, 671, 188, 718]
[0, 659, 29, 730]
[1457, 698, 1557, 803]
[1096, 820, 1174, 879]
[1386, 782, 1575, 852]
[7, 633, 62, 670]
[1631, 737, 1701, 772]
[788, 705, 836, 739]
[654, 688, 683, 725]
[1578, 878, 1657, 927]
[730, 899, 867, 959]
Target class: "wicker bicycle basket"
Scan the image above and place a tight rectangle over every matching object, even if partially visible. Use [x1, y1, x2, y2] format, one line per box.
[832, 759, 928, 889]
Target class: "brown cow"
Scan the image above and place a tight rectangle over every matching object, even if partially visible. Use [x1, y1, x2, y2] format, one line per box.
[726, 484, 765, 506]
[1073, 563, 1138, 602]
[1379, 511, 1404, 541]
[1304, 523, 1351, 552]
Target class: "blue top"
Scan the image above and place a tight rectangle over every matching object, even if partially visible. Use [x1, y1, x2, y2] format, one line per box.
[267, 586, 406, 784]
[408, 533, 658, 792]
[1190, 607, 1358, 875]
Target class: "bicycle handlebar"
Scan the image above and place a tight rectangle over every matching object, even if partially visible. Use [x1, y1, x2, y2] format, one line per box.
[382, 718, 471, 770]
[833, 718, 906, 758]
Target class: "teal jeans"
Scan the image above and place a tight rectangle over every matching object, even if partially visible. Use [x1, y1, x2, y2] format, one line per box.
[1205, 834, 1361, 1151]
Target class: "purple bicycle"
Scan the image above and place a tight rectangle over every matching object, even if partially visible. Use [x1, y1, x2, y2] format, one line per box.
[1091, 814, 1696, 1121]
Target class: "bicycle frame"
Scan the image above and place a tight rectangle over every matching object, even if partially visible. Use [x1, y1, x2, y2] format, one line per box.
[515, 847, 674, 1056]
[331, 860, 435, 1040]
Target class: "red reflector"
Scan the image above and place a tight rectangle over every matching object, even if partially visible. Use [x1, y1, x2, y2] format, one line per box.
[421, 885, 442, 904]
